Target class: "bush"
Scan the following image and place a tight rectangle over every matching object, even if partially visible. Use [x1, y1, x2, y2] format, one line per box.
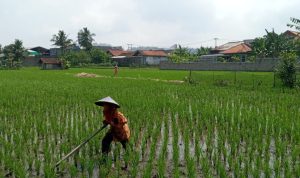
[246, 55, 256, 62]
[276, 52, 297, 88]
[60, 58, 71, 69]
[231, 55, 240, 62]
[217, 57, 226, 62]
[90, 48, 110, 64]
[61, 50, 91, 66]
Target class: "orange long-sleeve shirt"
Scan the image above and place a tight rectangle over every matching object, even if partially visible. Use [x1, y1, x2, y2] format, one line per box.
[104, 111, 130, 141]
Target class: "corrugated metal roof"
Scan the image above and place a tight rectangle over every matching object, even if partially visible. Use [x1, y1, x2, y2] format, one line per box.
[108, 49, 133, 56]
[135, 50, 167, 57]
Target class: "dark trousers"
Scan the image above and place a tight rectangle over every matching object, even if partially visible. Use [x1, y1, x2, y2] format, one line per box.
[102, 131, 127, 154]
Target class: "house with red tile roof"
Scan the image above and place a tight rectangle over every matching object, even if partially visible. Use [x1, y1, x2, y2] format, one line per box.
[210, 41, 252, 62]
[220, 43, 252, 55]
[283, 30, 300, 40]
[211, 42, 252, 54]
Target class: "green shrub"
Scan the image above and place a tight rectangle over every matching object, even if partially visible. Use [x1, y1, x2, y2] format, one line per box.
[276, 52, 297, 88]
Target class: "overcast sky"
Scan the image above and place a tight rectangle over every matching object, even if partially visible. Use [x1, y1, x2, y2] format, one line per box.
[0, 0, 299, 49]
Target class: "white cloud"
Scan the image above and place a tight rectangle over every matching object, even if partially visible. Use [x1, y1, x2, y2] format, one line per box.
[0, 0, 299, 48]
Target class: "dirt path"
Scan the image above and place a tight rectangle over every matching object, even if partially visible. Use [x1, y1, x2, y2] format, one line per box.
[74, 72, 184, 84]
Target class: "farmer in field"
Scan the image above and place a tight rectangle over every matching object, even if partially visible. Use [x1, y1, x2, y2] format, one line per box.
[114, 64, 119, 77]
[95, 96, 130, 167]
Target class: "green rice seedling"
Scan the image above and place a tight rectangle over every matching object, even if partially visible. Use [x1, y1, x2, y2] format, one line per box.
[233, 159, 240, 178]
[144, 124, 160, 178]
[216, 159, 227, 178]
[157, 118, 168, 178]
[183, 126, 190, 161]
[201, 155, 212, 178]
[98, 165, 109, 178]
[44, 163, 56, 178]
[157, 156, 165, 178]
[172, 117, 180, 178]
[70, 164, 78, 178]
[274, 159, 281, 178]
[87, 159, 94, 177]
[35, 160, 41, 176]
[186, 157, 196, 178]
[291, 146, 299, 175]
[194, 134, 201, 163]
[14, 161, 27, 178]
[129, 149, 140, 177]
[295, 162, 300, 178]
[27, 154, 34, 171]
[1, 68, 300, 177]
[264, 162, 271, 178]
[283, 158, 291, 178]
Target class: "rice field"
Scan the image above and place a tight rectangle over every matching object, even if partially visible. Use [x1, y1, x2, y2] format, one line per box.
[0, 67, 299, 177]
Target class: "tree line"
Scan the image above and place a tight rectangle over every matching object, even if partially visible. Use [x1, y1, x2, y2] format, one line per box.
[170, 18, 300, 63]
[0, 27, 110, 69]
[169, 18, 300, 88]
[169, 46, 211, 63]
[50, 28, 110, 68]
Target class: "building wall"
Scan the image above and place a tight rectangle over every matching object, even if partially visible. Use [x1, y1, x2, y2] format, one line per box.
[112, 56, 168, 66]
[42, 63, 62, 70]
[50, 48, 62, 57]
[145, 56, 168, 65]
[160, 58, 281, 72]
[111, 56, 143, 67]
[22, 57, 40, 66]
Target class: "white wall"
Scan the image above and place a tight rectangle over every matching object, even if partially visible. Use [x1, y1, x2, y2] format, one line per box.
[145, 56, 168, 65]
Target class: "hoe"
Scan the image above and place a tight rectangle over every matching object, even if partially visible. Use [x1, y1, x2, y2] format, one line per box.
[55, 124, 107, 168]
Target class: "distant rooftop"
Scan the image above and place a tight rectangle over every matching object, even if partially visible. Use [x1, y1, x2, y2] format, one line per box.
[134, 50, 168, 57]
[108, 49, 133, 56]
[220, 43, 252, 54]
[215, 41, 243, 51]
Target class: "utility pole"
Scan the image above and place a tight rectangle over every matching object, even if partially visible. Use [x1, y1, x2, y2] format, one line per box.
[213, 38, 219, 48]
[127, 44, 133, 51]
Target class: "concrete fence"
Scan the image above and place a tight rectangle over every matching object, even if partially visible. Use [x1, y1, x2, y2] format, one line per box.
[160, 58, 280, 72]
[111, 56, 144, 67]
[22, 57, 40, 66]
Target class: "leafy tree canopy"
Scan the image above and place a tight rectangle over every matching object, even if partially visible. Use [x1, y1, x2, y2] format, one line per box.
[1, 39, 26, 69]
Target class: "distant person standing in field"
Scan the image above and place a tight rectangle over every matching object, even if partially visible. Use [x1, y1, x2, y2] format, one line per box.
[114, 64, 119, 77]
[95, 96, 130, 169]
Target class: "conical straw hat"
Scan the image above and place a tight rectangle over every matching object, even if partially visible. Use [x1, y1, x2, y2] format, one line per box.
[95, 96, 120, 108]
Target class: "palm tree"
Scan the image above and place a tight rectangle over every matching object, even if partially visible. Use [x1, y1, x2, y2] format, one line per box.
[196, 47, 210, 57]
[77, 27, 95, 51]
[51, 30, 73, 54]
[287, 17, 300, 31]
